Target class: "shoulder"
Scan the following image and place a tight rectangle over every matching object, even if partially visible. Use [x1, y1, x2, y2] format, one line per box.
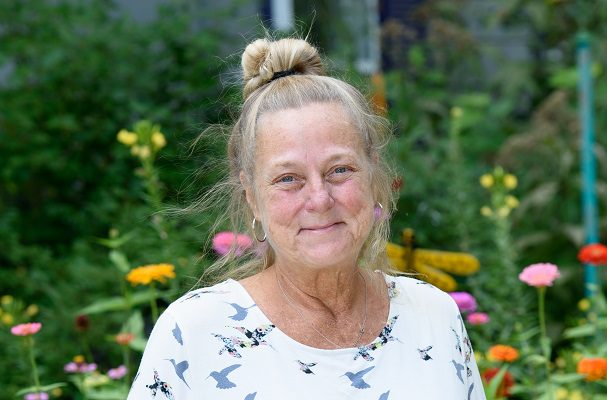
[160, 279, 248, 332]
[384, 274, 459, 317]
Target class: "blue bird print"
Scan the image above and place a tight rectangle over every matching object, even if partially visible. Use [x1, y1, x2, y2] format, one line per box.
[451, 360, 465, 384]
[295, 360, 317, 374]
[145, 370, 175, 399]
[467, 383, 475, 400]
[172, 323, 183, 345]
[342, 366, 375, 389]
[379, 390, 390, 400]
[165, 359, 190, 389]
[417, 346, 433, 361]
[208, 364, 242, 389]
[244, 393, 257, 400]
[226, 302, 257, 321]
[180, 289, 230, 302]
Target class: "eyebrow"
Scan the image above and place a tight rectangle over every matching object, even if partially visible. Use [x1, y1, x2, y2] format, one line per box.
[268, 151, 358, 170]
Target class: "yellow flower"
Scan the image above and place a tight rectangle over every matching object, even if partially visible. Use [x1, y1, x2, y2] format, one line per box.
[1, 295, 14, 305]
[1, 313, 14, 325]
[138, 145, 151, 159]
[479, 174, 494, 188]
[480, 206, 493, 217]
[570, 391, 584, 400]
[51, 387, 63, 397]
[578, 298, 591, 312]
[503, 174, 518, 189]
[117, 129, 138, 146]
[505, 195, 519, 209]
[555, 388, 568, 400]
[73, 355, 85, 363]
[126, 263, 176, 286]
[497, 206, 511, 218]
[450, 107, 463, 119]
[25, 304, 39, 317]
[130, 145, 142, 156]
[151, 131, 167, 150]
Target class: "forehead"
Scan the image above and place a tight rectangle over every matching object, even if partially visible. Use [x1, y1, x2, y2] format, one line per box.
[255, 102, 365, 166]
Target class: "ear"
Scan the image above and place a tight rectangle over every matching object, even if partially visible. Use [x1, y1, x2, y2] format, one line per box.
[240, 170, 259, 218]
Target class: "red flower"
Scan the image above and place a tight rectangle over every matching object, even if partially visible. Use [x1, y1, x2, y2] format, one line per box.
[482, 367, 514, 397]
[578, 243, 607, 266]
[74, 315, 90, 332]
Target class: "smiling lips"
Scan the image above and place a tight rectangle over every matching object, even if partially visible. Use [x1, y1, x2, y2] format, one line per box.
[300, 222, 343, 233]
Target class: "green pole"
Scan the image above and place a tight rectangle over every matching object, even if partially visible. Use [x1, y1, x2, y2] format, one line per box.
[577, 32, 600, 297]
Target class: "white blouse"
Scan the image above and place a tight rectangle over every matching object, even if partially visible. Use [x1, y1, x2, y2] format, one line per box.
[128, 275, 486, 399]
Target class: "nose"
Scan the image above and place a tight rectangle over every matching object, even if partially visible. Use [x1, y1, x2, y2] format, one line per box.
[304, 178, 335, 212]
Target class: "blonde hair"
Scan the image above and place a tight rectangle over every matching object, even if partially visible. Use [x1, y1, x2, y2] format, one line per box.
[194, 37, 395, 284]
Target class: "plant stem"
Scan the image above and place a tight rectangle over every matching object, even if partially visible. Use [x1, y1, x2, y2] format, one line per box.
[123, 344, 131, 386]
[26, 336, 41, 393]
[150, 283, 159, 323]
[538, 287, 554, 399]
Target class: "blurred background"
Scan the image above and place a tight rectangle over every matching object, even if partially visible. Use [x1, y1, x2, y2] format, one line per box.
[1, 0, 607, 398]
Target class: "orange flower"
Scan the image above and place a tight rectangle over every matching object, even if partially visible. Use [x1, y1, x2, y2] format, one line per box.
[115, 332, 134, 346]
[126, 263, 175, 285]
[578, 243, 607, 266]
[488, 345, 519, 363]
[577, 357, 607, 381]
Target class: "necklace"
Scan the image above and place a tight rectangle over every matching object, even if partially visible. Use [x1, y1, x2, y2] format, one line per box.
[275, 268, 368, 348]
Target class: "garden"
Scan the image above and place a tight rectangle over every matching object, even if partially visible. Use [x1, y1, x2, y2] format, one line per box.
[1, 0, 607, 399]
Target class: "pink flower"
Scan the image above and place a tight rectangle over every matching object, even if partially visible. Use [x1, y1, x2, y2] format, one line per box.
[64, 361, 97, 373]
[212, 231, 253, 256]
[108, 365, 128, 379]
[11, 322, 42, 336]
[24, 393, 48, 400]
[519, 263, 560, 287]
[449, 292, 477, 313]
[466, 312, 490, 325]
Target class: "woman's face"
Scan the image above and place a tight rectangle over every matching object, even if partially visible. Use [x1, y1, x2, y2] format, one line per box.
[245, 102, 375, 270]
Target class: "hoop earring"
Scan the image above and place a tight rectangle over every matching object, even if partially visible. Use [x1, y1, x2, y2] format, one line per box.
[374, 202, 384, 221]
[252, 217, 267, 242]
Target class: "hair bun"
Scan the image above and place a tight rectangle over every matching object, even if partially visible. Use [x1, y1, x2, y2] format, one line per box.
[241, 38, 324, 98]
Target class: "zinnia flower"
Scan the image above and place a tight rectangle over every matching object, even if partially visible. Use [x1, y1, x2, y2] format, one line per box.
[115, 332, 134, 345]
[577, 357, 607, 381]
[11, 322, 42, 336]
[212, 232, 253, 256]
[107, 365, 128, 380]
[481, 367, 514, 397]
[488, 344, 519, 363]
[578, 243, 607, 266]
[126, 263, 175, 285]
[466, 312, 490, 325]
[24, 393, 49, 400]
[64, 361, 97, 373]
[518, 263, 560, 287]
[449, 292, 477, 313]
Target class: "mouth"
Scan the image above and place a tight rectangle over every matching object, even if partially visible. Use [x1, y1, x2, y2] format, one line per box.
[299, 222, 343, 233]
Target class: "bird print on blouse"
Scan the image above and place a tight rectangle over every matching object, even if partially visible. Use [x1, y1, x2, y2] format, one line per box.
[244, 393, 257, 400]
[226, 302, 257, 321]
[172, 323, 183, 345]
[145, 370, 175, 399]
[451, 327, 462, 355]
[296, 360, 317, 374]
[451, 359, 465, 384]
[179, 289, 230, 302]
[387, 281, 399, 299]
[418, 346, 433, 361]
[208, 364, 242, 389]
[343, 366, 375, 389]
[165, 359, 190, 389]
[378, 390, 390, 400]
[468, 383, 475, 400]
[212, 324, 275, 358]
[354, 315, 401, 361]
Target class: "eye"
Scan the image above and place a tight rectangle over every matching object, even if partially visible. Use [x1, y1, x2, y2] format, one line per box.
[278, 175, 295, 183]
[334, 166, 349, 174]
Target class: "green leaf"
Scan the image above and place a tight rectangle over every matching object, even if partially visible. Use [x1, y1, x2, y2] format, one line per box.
[87, 388, 129, 400]
[109, 250, 131, 273]
[484, 365, 509, 400]
[551, 373, 584, 384]
[78, 289, 174, 315]
[563, 324, 595, 339]
[524, 354, 548, 365]
[15, 383, 68, 396]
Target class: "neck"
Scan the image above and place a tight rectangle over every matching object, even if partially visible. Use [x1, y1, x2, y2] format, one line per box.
[272, 261, 365, 318]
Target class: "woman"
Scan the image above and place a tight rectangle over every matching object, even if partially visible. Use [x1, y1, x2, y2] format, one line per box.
[128, 38, 485, 399]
